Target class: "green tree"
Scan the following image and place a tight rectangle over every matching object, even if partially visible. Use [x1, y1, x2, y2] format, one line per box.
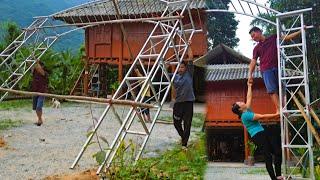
[0, 20, 85, 96]
[206, 0, 239, 49]
[0, 21, 22, 52]
[40, 48, 83, 95]
[0, 21, 23, 89]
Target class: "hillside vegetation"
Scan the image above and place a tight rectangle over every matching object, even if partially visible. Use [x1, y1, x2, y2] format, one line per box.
[0, 0, 88, 26]
[0, 0, 88, 51]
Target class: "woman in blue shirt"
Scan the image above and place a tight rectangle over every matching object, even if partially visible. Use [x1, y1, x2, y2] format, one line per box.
[232, 80, 283, 180]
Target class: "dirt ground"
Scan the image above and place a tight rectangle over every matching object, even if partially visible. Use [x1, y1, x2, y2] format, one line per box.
[0, 137, 5, 147]
[0, 103, 199, 179]
[44, 169, 98, 180]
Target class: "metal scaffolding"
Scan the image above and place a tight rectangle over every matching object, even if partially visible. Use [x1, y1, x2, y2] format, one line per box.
[0, 0, 316, 178]
[205, 0, 280, 26]
[276, 8, 315, 180]
[70, 0, 203, 174]
[205, 1, 315, 179]
[0, 0, 204, 101]
[0, 1, 203, 175]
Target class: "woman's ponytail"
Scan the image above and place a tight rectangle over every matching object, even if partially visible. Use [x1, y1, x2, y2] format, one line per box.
[231, 103, 242, 119]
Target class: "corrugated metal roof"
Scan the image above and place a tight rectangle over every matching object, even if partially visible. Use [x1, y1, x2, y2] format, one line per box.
[206, 64, 262, 81]
[53, 0, 206, 19]
[194, 43, 251, 67]
[206, 64, 303, 81]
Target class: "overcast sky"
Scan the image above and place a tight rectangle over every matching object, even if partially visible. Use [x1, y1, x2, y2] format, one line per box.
[231, 0, 269, 58]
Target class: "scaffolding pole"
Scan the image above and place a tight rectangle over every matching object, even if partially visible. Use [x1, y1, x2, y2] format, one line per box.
[277, 8, 315, 179]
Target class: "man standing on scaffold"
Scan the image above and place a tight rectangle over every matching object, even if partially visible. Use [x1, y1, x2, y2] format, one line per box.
[248, 26, 303, 114]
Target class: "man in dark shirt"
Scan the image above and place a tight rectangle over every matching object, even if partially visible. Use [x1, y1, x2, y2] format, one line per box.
[248, 26, 303, 114]
[31, 60, 49, 126]
[170, 61, 195, 149]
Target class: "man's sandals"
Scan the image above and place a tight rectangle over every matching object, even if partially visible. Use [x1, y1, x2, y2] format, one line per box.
[34, 122, 43, 126]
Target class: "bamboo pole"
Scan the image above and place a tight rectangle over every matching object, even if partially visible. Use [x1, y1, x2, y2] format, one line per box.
[64, 99, 105, 105]
[33, 16, 184, 30]
[297, 91, 320, 127]
[0, 87, 155, 108]
[112, 0, 134, 62]
[292, 94, 320, 145]
[156, 119, 173, 124]
[244, 127, 249, 160]
[112, 0, 133, 82]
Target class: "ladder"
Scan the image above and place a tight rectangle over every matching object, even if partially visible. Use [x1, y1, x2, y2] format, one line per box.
[71, 0, 200, 174]
[276, 8, 316, 179]
[70, 64, 99, 96]
[0, 17, 58, 101]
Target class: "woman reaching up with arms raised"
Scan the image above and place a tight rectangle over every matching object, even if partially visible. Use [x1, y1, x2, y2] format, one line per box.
[231, 80, 283, 180]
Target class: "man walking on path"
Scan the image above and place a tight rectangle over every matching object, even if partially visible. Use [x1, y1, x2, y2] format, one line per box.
[31, 60, 49, 126]
[248, 26, 303, 113]
[170, 60, 195, 149]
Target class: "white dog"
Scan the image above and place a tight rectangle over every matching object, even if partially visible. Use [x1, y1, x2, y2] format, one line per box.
[51, 98, 61, 108]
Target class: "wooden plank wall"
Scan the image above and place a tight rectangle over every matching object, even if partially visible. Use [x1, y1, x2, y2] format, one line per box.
[205, 79, 275, 126]
[85, 10, 208, 65]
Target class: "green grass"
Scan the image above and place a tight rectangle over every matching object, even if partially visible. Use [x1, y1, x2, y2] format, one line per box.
[0, 119, 24, 131]
[157, 113, 205, 128]
[106, 133, 207, 179]
[0, 99, 32, 110]
[290, 146, 320, 178]
[0, 98, 69, 109]
[157, 115, 172, 121]
[316, 165, 320, 180]
[192, 113, 205, 128]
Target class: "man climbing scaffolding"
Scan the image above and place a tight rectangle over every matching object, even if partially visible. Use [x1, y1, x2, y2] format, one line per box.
[248, 26, 304, 114]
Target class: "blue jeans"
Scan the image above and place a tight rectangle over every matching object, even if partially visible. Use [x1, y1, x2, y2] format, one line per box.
[32, 96, 45, 111]
[262, 68, 279, 94]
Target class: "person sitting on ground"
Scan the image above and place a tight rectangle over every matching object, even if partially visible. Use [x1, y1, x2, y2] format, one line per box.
[31, 60, 49, 126]
[231, 80, 283, 180]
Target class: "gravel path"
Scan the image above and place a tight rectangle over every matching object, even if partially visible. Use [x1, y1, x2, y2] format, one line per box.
[0, 103, 195, 180]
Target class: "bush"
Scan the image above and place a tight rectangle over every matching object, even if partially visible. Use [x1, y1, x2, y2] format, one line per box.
[104, 133, 207, 179]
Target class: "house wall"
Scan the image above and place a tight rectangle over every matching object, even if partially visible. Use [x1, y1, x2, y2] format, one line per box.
[84, 10, 208, 65]
[205, 79, 275, 125]
[205, 79, 278, 161]
[81, 10, 207, 97]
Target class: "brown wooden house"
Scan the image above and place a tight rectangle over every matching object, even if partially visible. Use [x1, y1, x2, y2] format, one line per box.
[53, 1, 208, 97]
[196, 44, 278, 162]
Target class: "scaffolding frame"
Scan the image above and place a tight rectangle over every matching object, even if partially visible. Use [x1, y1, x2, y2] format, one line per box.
[70, 0, 203, 174]
[276, 8, 315, 180]
[0, 0, 316, 178]
[0, 0, 192, 101]
[205, 1, 316, 179]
